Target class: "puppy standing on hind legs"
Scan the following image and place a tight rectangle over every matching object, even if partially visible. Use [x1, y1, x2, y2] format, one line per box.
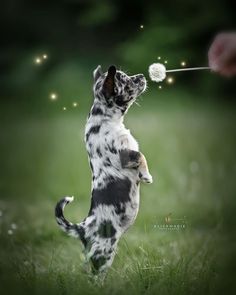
[55, 64, 153, 278]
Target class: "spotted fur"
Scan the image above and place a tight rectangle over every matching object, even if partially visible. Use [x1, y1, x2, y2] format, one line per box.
[55, 65, 152, 276]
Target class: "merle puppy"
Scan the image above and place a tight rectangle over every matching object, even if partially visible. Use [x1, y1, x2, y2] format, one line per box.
[55, 65, 153, 276]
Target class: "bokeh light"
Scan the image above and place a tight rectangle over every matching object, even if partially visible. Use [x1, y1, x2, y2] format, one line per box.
[167, 76, 174, 84]
[49, 93, 58, 100]
[34, 57, 42, 64]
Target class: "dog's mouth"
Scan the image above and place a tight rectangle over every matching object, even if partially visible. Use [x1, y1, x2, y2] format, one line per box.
[135, 76, 147, 100]
[139, 77, 147, 93]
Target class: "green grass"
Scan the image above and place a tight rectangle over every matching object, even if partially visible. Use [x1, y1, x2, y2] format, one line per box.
[0, 93, 235, 294]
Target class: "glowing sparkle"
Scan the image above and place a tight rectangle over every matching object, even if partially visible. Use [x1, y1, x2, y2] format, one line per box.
[164, 60, 168, 64]
[63, 107, 67, 111]
[8, 229, 13, 235]
[158, 56, 161, 60]
[73, 102, 78, 107]
[11, 223, 17, 230]
[181, 61, 186, 67]
[35, 57, 42, 64]
[50, 93, 57, 100]
[167, 77, 174, 84]
[140, 24, 144, 29]
[158, 85, 162, 89]
[43, 54, 48, 59]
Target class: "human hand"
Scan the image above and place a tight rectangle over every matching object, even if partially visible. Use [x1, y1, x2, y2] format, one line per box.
[208, 32, 236, 77]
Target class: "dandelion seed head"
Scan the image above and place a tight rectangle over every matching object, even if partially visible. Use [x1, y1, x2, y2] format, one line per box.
[148, 63, 166, 82]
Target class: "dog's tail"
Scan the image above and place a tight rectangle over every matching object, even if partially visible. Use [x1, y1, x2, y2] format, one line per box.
[55, 196, 86, 244]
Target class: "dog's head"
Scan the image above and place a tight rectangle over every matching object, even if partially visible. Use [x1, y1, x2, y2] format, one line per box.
[93, 65, 146, 116]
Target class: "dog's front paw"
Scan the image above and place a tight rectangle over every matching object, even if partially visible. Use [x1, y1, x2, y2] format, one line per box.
[139, 171, 153, 184]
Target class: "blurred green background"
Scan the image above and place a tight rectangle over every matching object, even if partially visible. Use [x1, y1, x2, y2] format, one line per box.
[0, 0, 236, 294]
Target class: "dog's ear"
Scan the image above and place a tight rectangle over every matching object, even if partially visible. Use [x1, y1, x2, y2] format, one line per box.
[93, 65, 103, 82]
[102, 65, 116, 98]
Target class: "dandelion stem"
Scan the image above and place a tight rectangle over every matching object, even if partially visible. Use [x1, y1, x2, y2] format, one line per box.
[166, 67, 210, 73]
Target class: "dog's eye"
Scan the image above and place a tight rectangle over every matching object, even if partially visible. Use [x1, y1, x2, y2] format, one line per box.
[115, 95, 124, 106]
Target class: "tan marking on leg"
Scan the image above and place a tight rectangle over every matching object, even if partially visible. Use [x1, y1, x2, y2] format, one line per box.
[138, 153, 153, 184]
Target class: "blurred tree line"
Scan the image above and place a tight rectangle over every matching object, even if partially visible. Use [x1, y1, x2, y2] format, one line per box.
[0, 0, 235, 103]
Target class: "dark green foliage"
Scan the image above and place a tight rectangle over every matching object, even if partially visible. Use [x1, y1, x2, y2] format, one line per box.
[0, 0, 235, 100]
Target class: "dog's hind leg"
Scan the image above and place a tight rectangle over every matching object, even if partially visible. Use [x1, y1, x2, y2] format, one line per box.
[120, 149, 141, 169]
[119, 149, 153, 183]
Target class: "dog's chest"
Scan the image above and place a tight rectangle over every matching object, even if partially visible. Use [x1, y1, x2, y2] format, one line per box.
[85, 119, 139, 175]
[85, 118, 138, 149]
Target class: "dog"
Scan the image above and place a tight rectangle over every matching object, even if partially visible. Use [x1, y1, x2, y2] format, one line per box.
[55, 65, 153, 276]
